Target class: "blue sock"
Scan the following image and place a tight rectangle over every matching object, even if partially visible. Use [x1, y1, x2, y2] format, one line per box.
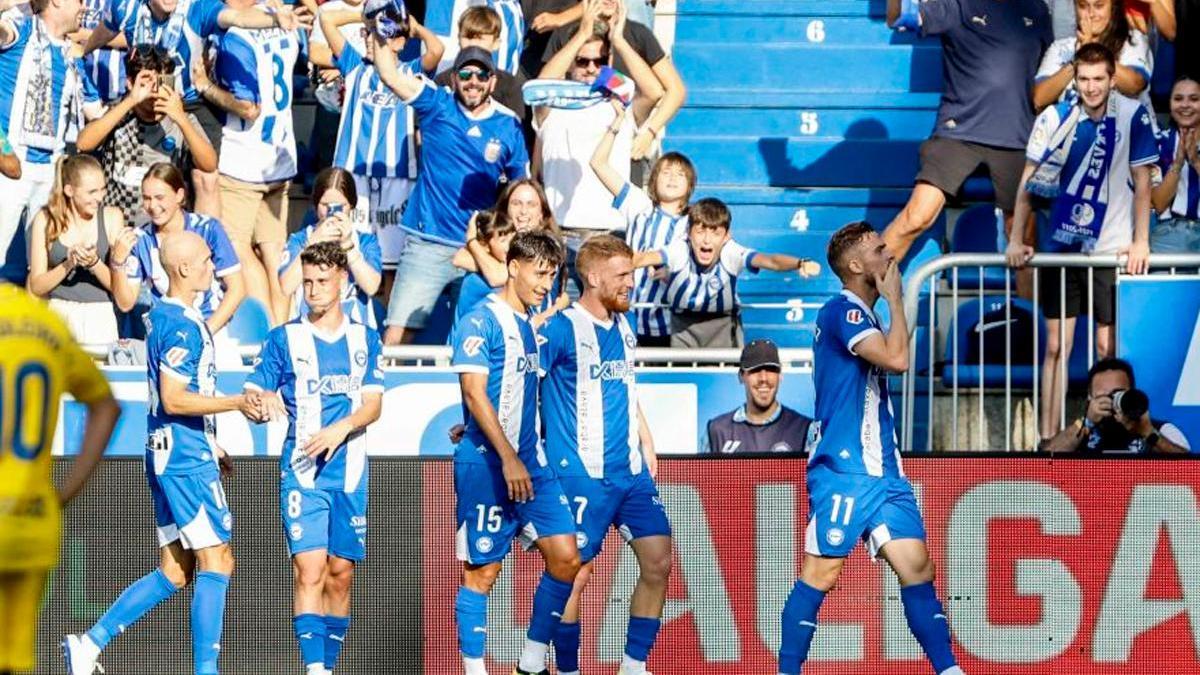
[527, 572, 573, 645]
[191, 571, 229, 675]
[553, 621, 581, 673]
[293, 613, 327, 669]
[87, 569, 178, 649]
[901, 582, 957, 673]
[455, 586, 489, 659]
[624, 616, 661, 662]
[779, 579, 826, 675]
[324, 615, 350, 671]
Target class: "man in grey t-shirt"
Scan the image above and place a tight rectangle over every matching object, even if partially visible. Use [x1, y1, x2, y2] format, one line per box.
[706, 339, 812, 454]
[882, 0, 1053, 261]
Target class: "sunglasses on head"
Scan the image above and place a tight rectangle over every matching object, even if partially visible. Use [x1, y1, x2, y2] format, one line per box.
[574, 55, 608, 68]
[456, 68, 494, 82]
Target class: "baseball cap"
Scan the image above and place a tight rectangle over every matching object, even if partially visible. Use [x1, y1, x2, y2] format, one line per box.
[740, 339, 781, 372]
[453, 46, 495, 73]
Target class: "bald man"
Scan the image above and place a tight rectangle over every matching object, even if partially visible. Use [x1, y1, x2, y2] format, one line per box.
[65, 231, 263, 674]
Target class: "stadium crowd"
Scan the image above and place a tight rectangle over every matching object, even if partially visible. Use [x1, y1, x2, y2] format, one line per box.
[0, 0, 1190, 445]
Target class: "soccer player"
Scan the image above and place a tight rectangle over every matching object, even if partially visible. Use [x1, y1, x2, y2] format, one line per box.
[0, 286, 120, 675]
[778, 221, 964, 675]
[539, 235, 671, 675]
[195, 0, 303, 323]
[449, 231, 580, 675]
[243, 240, 384, 675]
[65, 231, 262, 675]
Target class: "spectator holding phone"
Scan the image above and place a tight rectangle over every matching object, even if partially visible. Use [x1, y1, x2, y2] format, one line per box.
[26, 155, 126, 350]
[1151, 76, 1200, 253]
[279, 167, 383, 327]
[77, 48, 218, 225]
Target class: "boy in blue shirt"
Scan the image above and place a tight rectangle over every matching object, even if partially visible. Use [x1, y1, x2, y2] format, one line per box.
[632, 198, 821, 348]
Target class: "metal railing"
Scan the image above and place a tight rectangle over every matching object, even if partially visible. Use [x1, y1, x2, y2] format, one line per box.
[900, 252, 1200, 452]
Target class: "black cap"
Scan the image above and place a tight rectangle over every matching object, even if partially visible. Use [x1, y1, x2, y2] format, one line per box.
[453, 46, 495, 73]
[740, 339, 781, 372]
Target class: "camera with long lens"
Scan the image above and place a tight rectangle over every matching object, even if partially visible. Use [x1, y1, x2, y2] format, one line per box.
[1111, 388, 1149, 419]
[364, 0, 409, 39]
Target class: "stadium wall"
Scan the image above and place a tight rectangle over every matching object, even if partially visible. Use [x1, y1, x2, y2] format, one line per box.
[41, 456, 1200, 674]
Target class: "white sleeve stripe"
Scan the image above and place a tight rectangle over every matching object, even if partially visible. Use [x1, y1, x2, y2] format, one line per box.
[243, 382, 264, 392]
[161, 365, 192, 383]
[452, 365, 489, 374]
[361, 384, 385, 393]
[847, 328, 882, 354]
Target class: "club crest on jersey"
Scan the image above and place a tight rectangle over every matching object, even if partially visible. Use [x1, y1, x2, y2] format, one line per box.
[222, 512, 233, 530]
[575, 532, 589, 549]
[624, 332, 637, 349]
[462, 335, 485, 357]
[476, 536, 494, 554]
[165, 346, 189, 368]
[290, 523, 304, 541]
[846, 309, 864, 325]
[706, 277, 723, 292]
[484, 138, 502, 164]
[354, 350, 367, 367]
[826, 528, 845, 546]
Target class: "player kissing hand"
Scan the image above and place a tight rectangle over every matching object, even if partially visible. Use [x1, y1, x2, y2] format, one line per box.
[502, 455, 533, 502]
[875, 259, 902, 301]
[304, 420, 353, 460]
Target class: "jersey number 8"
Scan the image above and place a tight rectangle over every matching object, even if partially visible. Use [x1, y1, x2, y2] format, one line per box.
[261, 54, 292, 144]
[2, 362, 52, 460]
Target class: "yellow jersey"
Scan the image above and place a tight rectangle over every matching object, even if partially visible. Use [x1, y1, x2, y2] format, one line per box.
[0, 284, 112, 570]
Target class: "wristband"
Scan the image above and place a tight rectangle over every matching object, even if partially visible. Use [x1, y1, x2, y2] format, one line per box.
[607, 126, 621, 135]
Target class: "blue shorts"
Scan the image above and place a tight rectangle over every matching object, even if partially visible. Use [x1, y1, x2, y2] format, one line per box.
[557, 471, 672, 563]
[805, 466, 926, 558]
[454, 462, 577, 565]
[280, 481, 369, 562]
[146, 464, 232, 551]
[384, 235, 464, 330]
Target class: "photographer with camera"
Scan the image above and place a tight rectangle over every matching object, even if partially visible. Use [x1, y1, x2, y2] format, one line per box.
[1042, 358, 1192, 454]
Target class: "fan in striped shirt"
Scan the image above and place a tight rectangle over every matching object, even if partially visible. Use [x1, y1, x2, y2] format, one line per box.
[591, 102, 695, 346]
[632, 198, 823, 349]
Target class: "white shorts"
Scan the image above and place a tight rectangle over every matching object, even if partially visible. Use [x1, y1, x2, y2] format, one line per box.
[47, 297, 118, 351]
[352, 175, 413, 265]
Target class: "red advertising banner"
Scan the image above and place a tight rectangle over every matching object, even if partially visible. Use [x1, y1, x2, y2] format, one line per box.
[421, 458, 1200, 674]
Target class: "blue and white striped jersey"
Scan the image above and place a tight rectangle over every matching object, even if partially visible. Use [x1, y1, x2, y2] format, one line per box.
[450, 294, 546, 471]
[82, 0, 124, 102]
[106, 0, 225, 103]
[215, 26, 299, 183]
[807, 289, 903, 478]
[334, 46, 420, 179]
[0, 16, 79, 164]
[245, 317, 385, 492]
[616, 182, 687, 337]
[538, 305, 642, 479]
[124, 213, 242, 319]
[657, 237, 757, 315]
[145, 296, 219, 476]
[427, 0, 524, 76]
[280, 224, 383, 329]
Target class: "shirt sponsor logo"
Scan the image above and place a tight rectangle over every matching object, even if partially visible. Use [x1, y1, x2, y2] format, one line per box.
[589, 359, 635, 382]
[515, 353, 540, 374]
[306, 375, 365, 395]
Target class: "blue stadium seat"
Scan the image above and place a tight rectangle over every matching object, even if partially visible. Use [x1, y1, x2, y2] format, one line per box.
[226, 298, 272, 347]
[942, 297, 1043, 388]
[946, 204, 1013, 289]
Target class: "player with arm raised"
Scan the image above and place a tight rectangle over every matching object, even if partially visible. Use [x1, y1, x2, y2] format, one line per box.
[243, 240, 384, 675]
[539, 235, 670, 675]
[0, 285, 120, 675]
[778, 222, 964, 675]
[450, 231, 580, 675]
[65, 231, 262, 675]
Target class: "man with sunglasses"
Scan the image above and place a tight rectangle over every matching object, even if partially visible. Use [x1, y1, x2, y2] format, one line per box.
[535, 0, 662, 291]
[373, 42, 529, 346]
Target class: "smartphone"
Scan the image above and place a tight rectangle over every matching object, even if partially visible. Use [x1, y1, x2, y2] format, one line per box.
[159, 72, 174, 91]
[328, 203, 345, 216]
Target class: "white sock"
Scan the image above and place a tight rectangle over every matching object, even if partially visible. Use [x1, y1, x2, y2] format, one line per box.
[560, 671, 580, 675]
[621, 654, 647, 673]
[462, 656, 488, 675]
[517, 639, 549, 672]
[305, 664, 325, 675]
[79, 635, 101, 659]
[940, 667, 966, 675]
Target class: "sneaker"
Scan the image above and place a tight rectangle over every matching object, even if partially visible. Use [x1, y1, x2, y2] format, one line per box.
[61, 634, 104, 675]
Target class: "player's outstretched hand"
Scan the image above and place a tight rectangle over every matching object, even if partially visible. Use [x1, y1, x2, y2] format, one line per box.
[259, 391, 287, 422]
[875, 259, 902, 302]
[238, 392, 265, 422]
[502, 456, 533, 503]
[304, 420, 353, 460]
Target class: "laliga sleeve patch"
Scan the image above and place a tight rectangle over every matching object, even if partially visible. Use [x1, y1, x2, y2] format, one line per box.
[165, 346, 189, 368]
[846, 309, 864, 325]
[462, 336, 485, 357]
